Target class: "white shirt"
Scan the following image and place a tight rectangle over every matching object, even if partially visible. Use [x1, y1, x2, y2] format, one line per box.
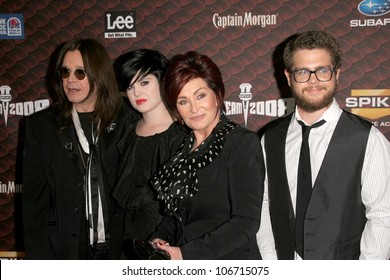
[256, 99, 390, 260]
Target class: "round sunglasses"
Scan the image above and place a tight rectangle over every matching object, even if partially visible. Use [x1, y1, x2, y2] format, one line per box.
[59, 67, 87, 80]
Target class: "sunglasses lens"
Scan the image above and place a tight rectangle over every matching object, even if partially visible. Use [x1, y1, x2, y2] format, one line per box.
[59, 67, 70, 79]
[74, 69, 86, 80]
[59, 68, 86, 80]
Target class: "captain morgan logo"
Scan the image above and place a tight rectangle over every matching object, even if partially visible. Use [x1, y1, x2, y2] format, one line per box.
[213, 12, 278, 29]
[346, 89, 390, 126]
[225, 83, 295, 126]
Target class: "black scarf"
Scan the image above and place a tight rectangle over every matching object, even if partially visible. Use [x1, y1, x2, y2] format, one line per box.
[151, 115, 238, 216]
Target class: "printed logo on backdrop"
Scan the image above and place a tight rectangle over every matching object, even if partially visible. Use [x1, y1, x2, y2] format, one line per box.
[213, 12, 278, 29]
[224, 83, 295, 127]
[346, 89, 390, 127]
[105, 11, 136, 38]
[351, 0, 390, 27]
[0, 180, 22, 194]
[358, 0, 390, 16]
[0, 14, 25, 40]
[0, 85, 50, 126]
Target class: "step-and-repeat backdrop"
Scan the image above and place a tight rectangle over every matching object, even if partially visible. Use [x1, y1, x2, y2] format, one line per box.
[1, 0, 389, 258]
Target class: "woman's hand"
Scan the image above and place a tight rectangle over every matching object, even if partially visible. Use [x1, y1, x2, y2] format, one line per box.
[151, 238, 183, 260]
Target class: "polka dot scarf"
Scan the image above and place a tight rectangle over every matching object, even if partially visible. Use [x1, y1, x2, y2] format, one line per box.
[151, 118, 238, 216]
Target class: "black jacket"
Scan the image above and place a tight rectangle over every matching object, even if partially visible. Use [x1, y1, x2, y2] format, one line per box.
[22, 105, 134, 259]
[153, 118, 264, 259]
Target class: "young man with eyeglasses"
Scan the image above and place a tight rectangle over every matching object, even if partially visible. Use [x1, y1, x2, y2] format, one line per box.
[256, 30, 390, 260]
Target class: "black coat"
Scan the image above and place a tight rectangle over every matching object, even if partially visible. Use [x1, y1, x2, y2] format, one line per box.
[153, 120, 265, 259]
[22, 105, 134, 259]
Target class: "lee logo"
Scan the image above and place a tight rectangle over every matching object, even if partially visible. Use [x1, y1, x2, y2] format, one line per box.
[104, 11, 136, 38]
[106, 12, 134, 30]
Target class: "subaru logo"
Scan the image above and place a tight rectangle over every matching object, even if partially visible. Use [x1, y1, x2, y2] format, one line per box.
[358, 0, 390, 16]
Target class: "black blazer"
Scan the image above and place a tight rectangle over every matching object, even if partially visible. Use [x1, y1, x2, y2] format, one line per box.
[22, 105, 134, 259]
[153, 121, 265, 260]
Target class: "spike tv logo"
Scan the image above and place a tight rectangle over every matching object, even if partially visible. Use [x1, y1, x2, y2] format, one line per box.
[346, 89, 390, 125]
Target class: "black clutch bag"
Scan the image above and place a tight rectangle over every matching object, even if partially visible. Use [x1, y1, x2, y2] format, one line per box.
[132, 239, 171, 260]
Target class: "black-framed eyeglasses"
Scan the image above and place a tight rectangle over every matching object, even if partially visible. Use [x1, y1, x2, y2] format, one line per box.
[59, 67, 87, 80]
[289, 67, 335, 83]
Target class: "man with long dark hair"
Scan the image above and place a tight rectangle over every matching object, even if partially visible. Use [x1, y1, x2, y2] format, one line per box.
[22, 38, 135, 259]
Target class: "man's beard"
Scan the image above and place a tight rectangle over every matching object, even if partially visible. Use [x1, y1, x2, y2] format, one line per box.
[293, 84, 337, 113]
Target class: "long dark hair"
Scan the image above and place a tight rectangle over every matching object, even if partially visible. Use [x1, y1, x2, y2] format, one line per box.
[53, 38, 123, 134]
